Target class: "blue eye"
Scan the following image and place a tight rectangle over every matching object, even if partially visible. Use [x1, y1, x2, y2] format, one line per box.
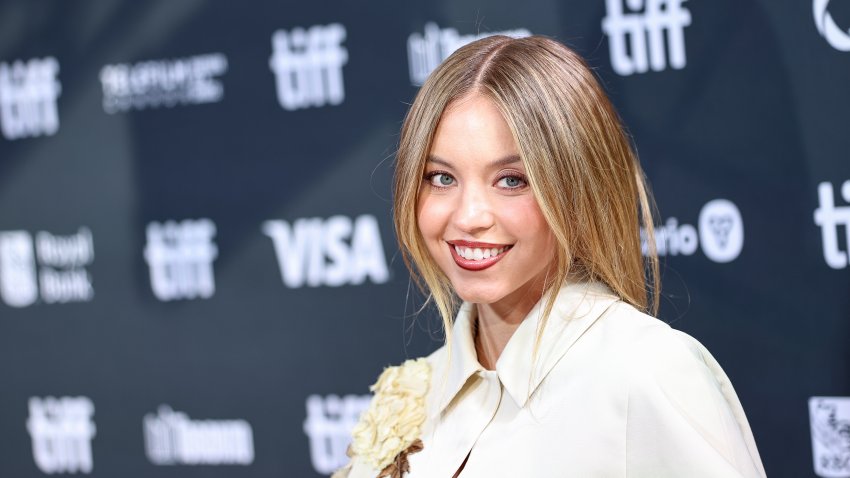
[428, 172, 455, 187]
[497, 175, 527, 189]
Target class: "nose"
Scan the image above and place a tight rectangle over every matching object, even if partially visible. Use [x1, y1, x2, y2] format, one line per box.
[452, 184, 495, 235]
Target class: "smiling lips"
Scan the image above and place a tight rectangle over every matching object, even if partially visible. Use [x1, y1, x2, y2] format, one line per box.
[447, 240, 513, 271]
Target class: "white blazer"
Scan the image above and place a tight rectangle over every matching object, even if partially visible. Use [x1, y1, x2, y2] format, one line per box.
[343, 281, 766, 478]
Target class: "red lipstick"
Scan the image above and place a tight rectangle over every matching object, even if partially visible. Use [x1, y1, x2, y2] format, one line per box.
[447, 241, 513, 271]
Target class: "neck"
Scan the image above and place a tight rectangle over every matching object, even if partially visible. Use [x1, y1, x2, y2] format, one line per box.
[473, 278, 548, 370]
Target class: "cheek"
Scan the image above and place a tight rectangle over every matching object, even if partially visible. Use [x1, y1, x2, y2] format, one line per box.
[504, 197, 555, 251]
[416, 193, 451, 243]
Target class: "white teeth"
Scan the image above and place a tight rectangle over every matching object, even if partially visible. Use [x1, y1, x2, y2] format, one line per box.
[454, 245, 510, 260]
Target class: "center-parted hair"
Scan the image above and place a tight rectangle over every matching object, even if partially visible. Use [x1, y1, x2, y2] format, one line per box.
[394, 35, 660, 343]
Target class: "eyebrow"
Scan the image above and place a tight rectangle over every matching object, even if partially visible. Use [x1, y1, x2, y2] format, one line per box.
[426, 154, 521, 168]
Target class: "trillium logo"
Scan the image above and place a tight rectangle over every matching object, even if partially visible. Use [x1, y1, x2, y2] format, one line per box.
[640, 199, 745, 263]
[814, 0, 850, 51]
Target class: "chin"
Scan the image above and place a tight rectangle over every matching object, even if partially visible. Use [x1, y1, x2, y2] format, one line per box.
[451, 281, 507, 305]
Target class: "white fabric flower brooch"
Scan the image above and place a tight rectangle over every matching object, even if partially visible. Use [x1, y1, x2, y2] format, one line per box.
[333, 358, 431, 478]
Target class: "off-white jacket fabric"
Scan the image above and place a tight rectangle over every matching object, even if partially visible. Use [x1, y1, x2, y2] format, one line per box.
[345, 282, 766, 477]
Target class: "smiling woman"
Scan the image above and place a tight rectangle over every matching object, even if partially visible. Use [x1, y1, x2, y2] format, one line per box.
[418, 95, 556, 328]
[335, 35, 766, 478]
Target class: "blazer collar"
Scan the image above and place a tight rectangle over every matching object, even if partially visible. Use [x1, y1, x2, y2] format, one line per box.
[436, 281, 620, 413]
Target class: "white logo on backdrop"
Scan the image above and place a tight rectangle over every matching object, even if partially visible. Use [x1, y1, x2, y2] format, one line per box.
[0, 57, 61, 140]
[269, 23, 348, 111]
[303, 394, 371, 474]
[641, 199, 744, 263]
[809, 397, 850, 477]
[814, 180, 850, 269]
[143, 405, 254, 466]
[814, 0, 850, 51]
[0, 228, 95, 307]
[407, 23, 531, 86]
[262, 214, 390, 288]
[143, 219, 218, 301]
[698, 199, 744, 263]
[0, 231, 38, 307]
[602, 0, 692, 76]
[99, 53, 228, 114]
[27, 396, 96, 474]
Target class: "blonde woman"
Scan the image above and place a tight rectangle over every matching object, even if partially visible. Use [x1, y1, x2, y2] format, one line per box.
[335, 35, 766, 478]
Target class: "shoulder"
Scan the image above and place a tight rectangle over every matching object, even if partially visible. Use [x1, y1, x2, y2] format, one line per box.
[600, 303, 766, 477]
[594, 302, 739, 426]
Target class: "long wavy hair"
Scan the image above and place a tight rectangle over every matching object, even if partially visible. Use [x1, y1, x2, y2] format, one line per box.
[394, 34, 659, 347]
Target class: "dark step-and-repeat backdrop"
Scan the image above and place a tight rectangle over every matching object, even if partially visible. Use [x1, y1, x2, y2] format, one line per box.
[0, 1, 848, 477]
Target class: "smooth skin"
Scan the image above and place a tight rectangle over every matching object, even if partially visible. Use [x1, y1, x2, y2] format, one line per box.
[417, 93, 557, 370]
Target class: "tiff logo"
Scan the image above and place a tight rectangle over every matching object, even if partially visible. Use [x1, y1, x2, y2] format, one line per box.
[601, 0, 692, 76]
[303, 394, 371, 474]
[814, 180, 850, 269]
[0, 57, 61, 140]
[27, 396, 96, 474]
[269, 23, 348, 111]
[143, 219, 218, 301]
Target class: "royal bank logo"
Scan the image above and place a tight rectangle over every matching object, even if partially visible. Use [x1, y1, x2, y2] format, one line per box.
[27, 396, 96, 474]
[303, 394, 371, 474]
[143, 219, 218, 301]
[99, 53, 228, 114]
[407, 23, 531, 86]
[0, 228, 95, 308]
[809, 397, 850, 477]
[262, 214, 390, 288]
[269, 23, 348, 111]
[814, 180, 850, 269]
[143, 405, 254, 466]
[641, 199, 744, 263]
[0, 57, 61, 140]
[814, 0, 850, 51]
[602, 0, 692, 76]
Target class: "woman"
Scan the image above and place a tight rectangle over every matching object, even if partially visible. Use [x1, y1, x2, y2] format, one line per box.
[335, 35, 766, 478]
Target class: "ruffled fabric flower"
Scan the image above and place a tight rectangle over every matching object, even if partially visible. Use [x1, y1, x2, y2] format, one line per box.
[346, 358, 430, 476]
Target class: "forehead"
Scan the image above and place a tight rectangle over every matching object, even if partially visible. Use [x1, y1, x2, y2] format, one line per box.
[429, 93, 519, 166]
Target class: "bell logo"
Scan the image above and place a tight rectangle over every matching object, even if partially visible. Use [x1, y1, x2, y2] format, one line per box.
[262, 214, 390, 288]
[814, 0, 850, 52]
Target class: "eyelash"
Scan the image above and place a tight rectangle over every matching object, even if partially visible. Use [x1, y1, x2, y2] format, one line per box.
[423, 170, 529, 190]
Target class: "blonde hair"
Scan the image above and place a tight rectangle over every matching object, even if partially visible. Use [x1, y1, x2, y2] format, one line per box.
[394, 35, 659, 345]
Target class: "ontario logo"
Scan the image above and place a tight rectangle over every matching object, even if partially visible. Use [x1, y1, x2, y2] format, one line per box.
[642, 198, 744, 263]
